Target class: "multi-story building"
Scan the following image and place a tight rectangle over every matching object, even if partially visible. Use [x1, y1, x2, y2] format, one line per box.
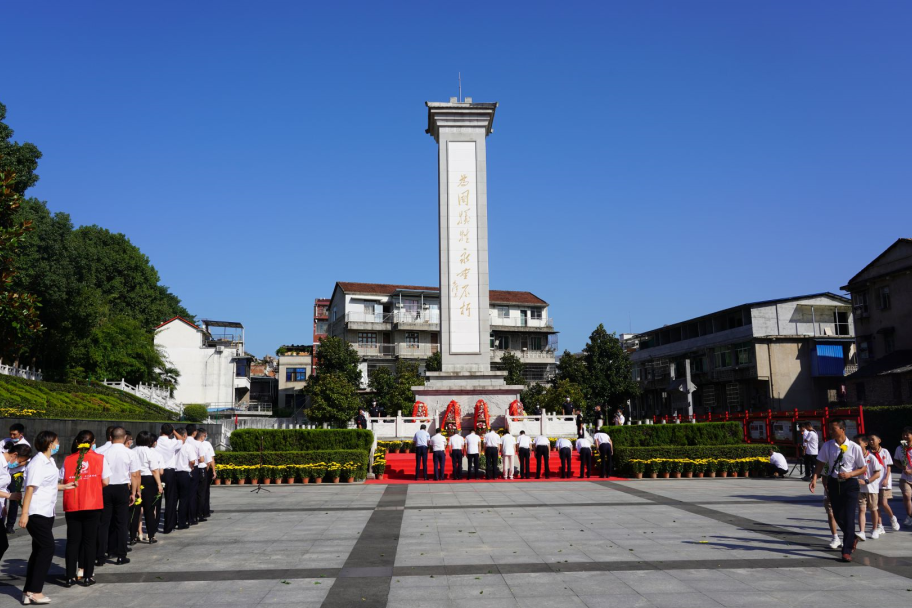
[842, 239, 912, 406]
[312, 298, 330, 371]
[277, 345, 313, 410]
[154, 317, 252, 409]
[250, 357, 277, 411]
[629, 293, 855, 417]
[325, 282, 558, 387]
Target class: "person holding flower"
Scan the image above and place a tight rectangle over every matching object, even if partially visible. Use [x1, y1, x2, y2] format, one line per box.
[809, 419, 867, 562]
[893, 426, 912, 527]
[60, 430, 110, 587]
[19, 430, 78, 604]
[131, 431, 164, 545]
[1, 442, 31, 562]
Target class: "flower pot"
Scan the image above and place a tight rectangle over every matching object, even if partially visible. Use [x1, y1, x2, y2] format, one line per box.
[660, 472, 670, 478]
[284, 477, 294, 485]
[263, 479, 272, 485]
[633, 473, 643, 479]
[376, 474, 384, 480]
[648, 473, 658, 479]
[683, 472, 693, 478]
[718, 471, 727, 478]
[345, 477, 353, 483]
[214, 478, 222, 485]
[314, 478, 322, 484]
[239, 478, 248, 485]
[695, 472, 703, 478]
[730, 472, 739, 478]
[671, 472, 681, 478]
[224, 479, 232, 485]
[331, 478, 340, 484]
[273, 478, 282, 485]
[706, 471, 715, 478]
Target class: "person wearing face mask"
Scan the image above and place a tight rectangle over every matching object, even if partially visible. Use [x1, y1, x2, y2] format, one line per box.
[3, 424, 30, 534]
[19, 430, 78, 604]
[1, 443, 31, 562]
[60, 430, 110, 587]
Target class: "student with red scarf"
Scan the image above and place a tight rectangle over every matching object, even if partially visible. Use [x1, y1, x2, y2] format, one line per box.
[60, 430, 110, 587]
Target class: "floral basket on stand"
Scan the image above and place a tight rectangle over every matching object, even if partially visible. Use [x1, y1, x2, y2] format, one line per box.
[442, 400, 462, 436]
[473, 399, 490, 433]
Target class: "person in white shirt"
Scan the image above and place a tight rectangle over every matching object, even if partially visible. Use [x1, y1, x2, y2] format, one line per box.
[130, 431, 164, 545]
[3, 423, 30, 534]
[448, 432, 466, 480]
[894, 426, 912, 527]
[556, 437, 573, 479]
[575, 437, 593, 478]
[613, 410, 625, 426]
[155, 423, 182, 534]
[483, 430, 501, 480]
[413, 424, 430, 481]
[184, 424, 205, 523]
[767, 449, 788, 478]
[801, 423, 819, 481]
[501, 433, 517, 480]
[593, 430, 613, 478]
[199, 430, 216, 520]
[464, 430, 482, 480]
[516, 431, 532, 479]
[93, 426, 115, 456]
[103, 428, 141, 564]
[810, 419, 868, 562]
[855, 435, 883, 541]
[173, 427, 198, 529]
[868, 435, 900, 532]
[533, 434, 551, 479]
[18, 430, 77, 604]
[429, 430, 447, 481]
[0, 443, 30, 562]
[193, 428, 213, 522]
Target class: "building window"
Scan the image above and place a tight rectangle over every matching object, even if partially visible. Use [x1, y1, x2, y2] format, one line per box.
[530, 309, 543, 320]
[494, 335, 510, 350]
[856, 382, 866, 403]
[884, 330, 896, 354]
[332, 307, 337, 322]
[691, 356, 705, 374]
[834, 311, 850, 336]
[529, 336, 543, 351]
[285, 367, 308, 382]
[497, 307, 509, 319]
[714, 346, 733, 369]
[858, 337, 872, 360]
[490, 333, 495, 348]
[285, 395, 295, 408]
[405, 332, 420, 348]
[879, 286, 891, 310]
[735, 342, 752, 366]
[235, 359, 249, 378]
[852, 292, 869, 317]
[358, 332, 377, 346]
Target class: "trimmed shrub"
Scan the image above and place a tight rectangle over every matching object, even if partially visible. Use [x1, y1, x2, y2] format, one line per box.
[229, 429, 373, 452]
[182, 404, 208, 422]
[215, 449, 369, 481]
[601, 422, 744, 447]
[614, 444, 775, 475]
[864, 405, 912, 453]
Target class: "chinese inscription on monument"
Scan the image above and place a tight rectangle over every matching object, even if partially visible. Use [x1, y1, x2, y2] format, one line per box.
[447, 141, 480, 353]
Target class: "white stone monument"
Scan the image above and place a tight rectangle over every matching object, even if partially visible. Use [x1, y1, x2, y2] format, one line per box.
[412, 98, 524, 431]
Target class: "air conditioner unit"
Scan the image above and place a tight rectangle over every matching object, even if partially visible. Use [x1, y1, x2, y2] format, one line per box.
[215, 345, 224, 353]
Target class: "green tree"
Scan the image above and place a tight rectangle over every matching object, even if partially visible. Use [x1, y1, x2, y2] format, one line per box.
[520, 383, 547, 415]
[0, 102, 42, 195]
[425, 350, 442, 372]
[182, 404, 208, 423]
[315, 336, 362, 387]
[555, 350, 588, 392]
[85, 315, 169, 384]
[500, 351, 527, 386]
[543, 379, 587, 416]
[306, 372, 362, 427]
[583, 324, 639, 409]
[368, 366, 397, 410]
[369, 360, 425, 415]
[0, 167, 41, 360]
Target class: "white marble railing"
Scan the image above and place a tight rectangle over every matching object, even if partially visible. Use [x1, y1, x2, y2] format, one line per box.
[102, 379, 183, 413]
[0, 361, 42, 381]
[506, 411, 578, 437]
[368, 411, 438, 439]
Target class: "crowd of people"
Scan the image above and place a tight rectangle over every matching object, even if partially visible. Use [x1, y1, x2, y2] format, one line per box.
[0, 422, 216, 604]
[411, 426, 614, 481]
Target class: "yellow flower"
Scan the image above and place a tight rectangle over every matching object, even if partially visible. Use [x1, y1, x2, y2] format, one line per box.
[77, 443, 91, 449]
[839, 444, 848, 453]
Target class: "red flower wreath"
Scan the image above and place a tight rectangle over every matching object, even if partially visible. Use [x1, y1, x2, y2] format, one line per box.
[473, 399, 490, 433]
[509, 399, 525, 421]
[443, 400, 462, 435]
[412, 400, 428, 419]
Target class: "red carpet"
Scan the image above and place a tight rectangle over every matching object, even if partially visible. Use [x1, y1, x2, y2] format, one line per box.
[368, 450, 626, 484]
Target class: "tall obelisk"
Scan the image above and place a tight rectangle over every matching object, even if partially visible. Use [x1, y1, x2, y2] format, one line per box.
[414, 97, 523, 430]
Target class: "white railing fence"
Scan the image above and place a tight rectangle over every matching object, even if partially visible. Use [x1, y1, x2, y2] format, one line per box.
[0, 360, 42, 382]
[209, 416, 323, 451]
[102, 379, 183, 414]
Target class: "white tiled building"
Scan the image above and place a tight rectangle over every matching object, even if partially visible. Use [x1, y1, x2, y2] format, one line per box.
[325, 282, 558, 386]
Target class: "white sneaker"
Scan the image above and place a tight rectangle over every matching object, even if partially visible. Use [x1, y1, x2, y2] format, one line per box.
[903, 516, 912, 527]
[828, 537, 842, 550]
[891, 516, 900, 531]
[857, 531, 866, 542]
[872, 527, 882, 539]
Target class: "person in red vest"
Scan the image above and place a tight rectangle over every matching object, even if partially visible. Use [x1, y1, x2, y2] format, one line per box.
[61, 430, 111, 587]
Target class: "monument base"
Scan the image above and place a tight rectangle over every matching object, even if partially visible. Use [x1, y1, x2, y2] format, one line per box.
[412, 371, 523, 432]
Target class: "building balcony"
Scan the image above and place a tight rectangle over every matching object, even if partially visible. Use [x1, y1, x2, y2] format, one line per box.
[490, 316, 554, 331]
[393, 309, 440, 330]
[397, 343, 440, 359]
[344, 311, 393, 330]
[233, 375, 251, 390]
[353, 343, 397, 358]
[491, 348, 556, 362]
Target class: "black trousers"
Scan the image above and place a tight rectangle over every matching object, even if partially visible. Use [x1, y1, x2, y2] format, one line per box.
[415, 446, 429, 480]
[518, 447, 531, 479]
[828, 477, 860, 553]
[598, 444, 613, 478]
[579, 447, 592, 478]
[767, 464, 788, 477]
[97, 485, 112, 558]
[467, 453, 480, 479]
[450, 449, 463, 480]
[432, 451, 446, 480]
[559, 447, 572, 477]
[108, 484, 131, 558]
[0, 519, 7, 562]
[161, 468, 177, 533]
[131, 475, 159, 539]
[485, 447, 499, 479]
[804, 454, 817, 477]
[65, 509, 100, 580]
[201, 468, 213, 517]
[535, 445, 550, 478]
[189, 468, 201, 523]
[195, 468, 207, 520]
[176, 471, 192, 528]
[24, 514, 54, 594]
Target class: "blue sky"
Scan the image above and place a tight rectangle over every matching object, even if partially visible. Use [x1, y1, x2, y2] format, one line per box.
[5, 2, 911, 357]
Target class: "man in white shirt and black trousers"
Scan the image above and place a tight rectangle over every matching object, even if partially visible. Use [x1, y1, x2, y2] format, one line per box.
[483, 429, 501, 480]
[802, 422, 819, 481]
[517, 431, 532, 479]
[156, 424, 182, 534]
[810, 419, 868, 562]
[429, 429, 447, 481]
[184, 424, 204, 524]
[173, 428, 197, 530]
[556, 437, 573, 479]
[448, 432, 465, 480]
[534, 434, 551, 479]
[575, 436, 593, 479]
[465, 429, 482, 480]
[593, 429, 613, 478]
[194, 428, 212, 522]
[413, 424, 430, 481]
[99, 427, 141, 565]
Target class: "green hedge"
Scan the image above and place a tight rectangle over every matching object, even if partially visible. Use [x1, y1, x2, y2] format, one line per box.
[864, 405, 912, 454]
[614, 444, 775, 474]
[215, 450, 369, 481]
[229, 429, 373, 452]
[600, 422, 744, 447]
[0, 375, 179, 421]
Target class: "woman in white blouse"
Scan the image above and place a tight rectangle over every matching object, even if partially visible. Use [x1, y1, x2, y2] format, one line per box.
[1, 442, 31, 563]
[131, 431, 164, 545]
[18, 431, 77, 605]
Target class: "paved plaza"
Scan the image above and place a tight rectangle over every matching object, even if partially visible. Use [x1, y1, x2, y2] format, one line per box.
[2, 478, 911, 608]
